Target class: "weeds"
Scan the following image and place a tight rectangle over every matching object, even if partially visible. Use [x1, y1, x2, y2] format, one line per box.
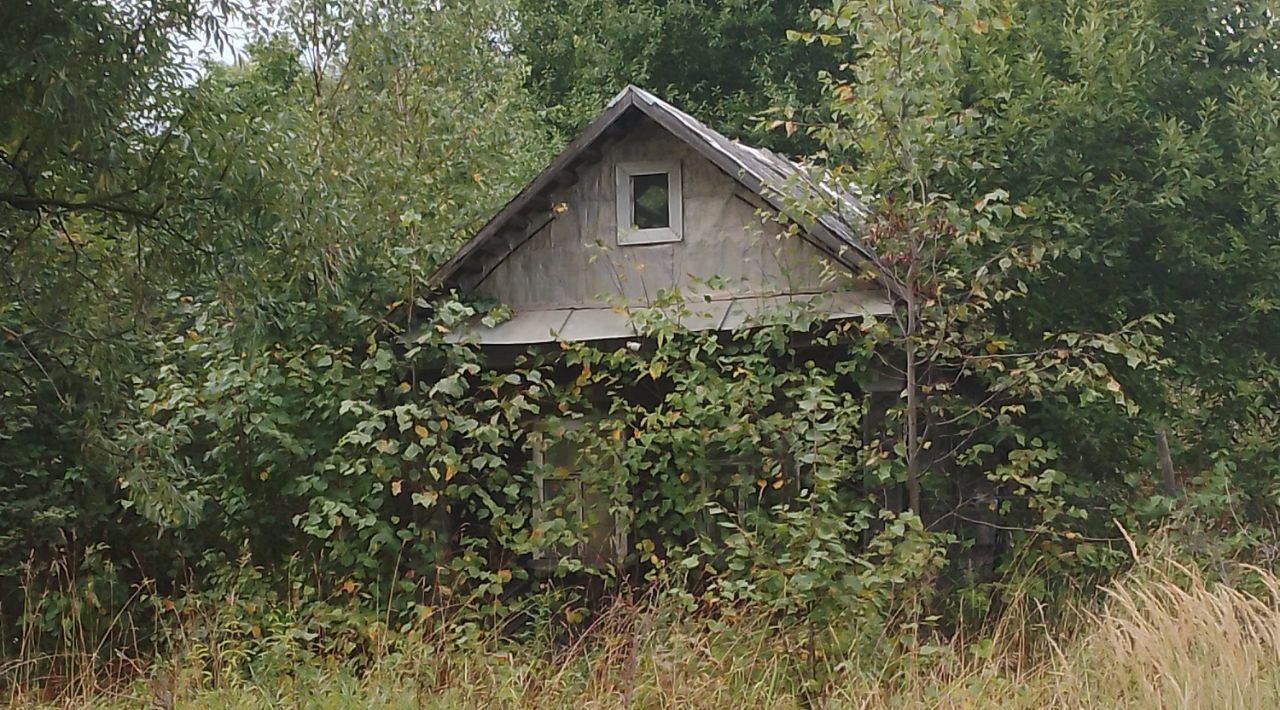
[7, 544, 1280, 709]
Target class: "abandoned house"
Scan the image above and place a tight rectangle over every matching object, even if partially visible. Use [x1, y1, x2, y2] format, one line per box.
[425, 86, 901, 570]
[430, 85, 893, 343]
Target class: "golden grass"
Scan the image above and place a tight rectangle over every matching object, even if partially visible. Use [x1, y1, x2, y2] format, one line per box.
[832, 559, 1280, 709]
[8, 557, 1280, 709]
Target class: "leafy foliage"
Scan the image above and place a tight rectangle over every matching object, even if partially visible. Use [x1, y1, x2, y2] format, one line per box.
[510, 0, 842, 152]
[2, 0, 1278, 690]
[794, 0, 1279, 572]
[1, 0, 549, 654]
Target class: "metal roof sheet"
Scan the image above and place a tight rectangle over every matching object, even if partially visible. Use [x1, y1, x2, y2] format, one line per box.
[443, 291, 893, 346]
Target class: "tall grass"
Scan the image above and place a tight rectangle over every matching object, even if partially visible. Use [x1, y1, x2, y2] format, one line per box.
[7, 555, 1280, 708]
[834, 559, 1280, 709]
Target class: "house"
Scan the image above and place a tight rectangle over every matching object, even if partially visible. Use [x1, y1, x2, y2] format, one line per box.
[426, 86, 900, 571]
[430, 86, 894, 346]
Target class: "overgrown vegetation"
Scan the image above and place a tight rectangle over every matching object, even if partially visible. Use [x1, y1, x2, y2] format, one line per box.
[10, 534, 1280, 707]
[2, 0, 1277, 704]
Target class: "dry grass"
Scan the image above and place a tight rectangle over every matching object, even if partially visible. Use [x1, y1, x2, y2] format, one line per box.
[7, 557, 1280, 709]
[831, 558, 1280, 709]
[1072, 560, 1280, 708]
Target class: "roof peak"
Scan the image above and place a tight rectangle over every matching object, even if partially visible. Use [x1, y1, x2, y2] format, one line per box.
[609, 84, 657, 104]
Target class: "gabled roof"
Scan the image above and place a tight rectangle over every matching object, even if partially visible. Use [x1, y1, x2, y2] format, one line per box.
[428, 85, 885, 291]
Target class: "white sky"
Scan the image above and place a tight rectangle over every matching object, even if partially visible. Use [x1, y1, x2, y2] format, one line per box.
[172, 1, 254, 74]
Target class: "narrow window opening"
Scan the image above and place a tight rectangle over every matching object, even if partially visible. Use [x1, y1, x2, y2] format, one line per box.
[631, 172, 670, 229]
[529, 424, 628, 569]
[616, 160, 682, 245]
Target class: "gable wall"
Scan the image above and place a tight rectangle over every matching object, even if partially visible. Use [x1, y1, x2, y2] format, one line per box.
[475, 119, 863, 310]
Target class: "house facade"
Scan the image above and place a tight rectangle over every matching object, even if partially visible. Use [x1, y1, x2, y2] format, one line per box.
[430, 86, 894, 345]
[427, 87, 899, 571]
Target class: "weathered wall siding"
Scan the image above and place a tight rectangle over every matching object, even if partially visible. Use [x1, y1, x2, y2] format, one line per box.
[477, 119, 862, 310]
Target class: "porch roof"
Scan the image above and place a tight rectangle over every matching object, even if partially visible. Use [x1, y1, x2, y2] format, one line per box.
[442, 290, 893, 346]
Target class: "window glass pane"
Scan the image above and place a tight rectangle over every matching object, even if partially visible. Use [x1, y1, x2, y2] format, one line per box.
[540, 436, 580, 518]
[631, 172, 670, 229]
[545, 437, 577, 473]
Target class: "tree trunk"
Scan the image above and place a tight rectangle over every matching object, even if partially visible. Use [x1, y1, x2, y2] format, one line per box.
[906, 348, 921, 513]
[1156, 427, 1179, 497]
[904, 269, 921, 514]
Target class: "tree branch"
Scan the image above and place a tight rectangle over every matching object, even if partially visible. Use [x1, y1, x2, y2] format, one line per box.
[0, 190, 158, 221]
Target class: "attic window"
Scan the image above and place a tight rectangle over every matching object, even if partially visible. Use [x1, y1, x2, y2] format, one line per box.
[616, 160, 682, 245]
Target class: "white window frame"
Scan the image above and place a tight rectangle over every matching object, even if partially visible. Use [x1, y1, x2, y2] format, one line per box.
[530, 430, 584, 564]
[615, 160, 683, 246]
[528, 423, 629, 567]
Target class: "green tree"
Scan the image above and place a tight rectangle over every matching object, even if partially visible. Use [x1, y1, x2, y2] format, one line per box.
[0, 0, 235, 608]
[798, 0, 1278, 554]
[511, 0, 841, 152]
[110, 0, 550, 561]
[1, 0, 550, 654]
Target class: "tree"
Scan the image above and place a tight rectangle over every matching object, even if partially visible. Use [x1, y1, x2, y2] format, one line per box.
[0, 0, 552, 651]
[795, 0, 1278, 548]
[511, 0, 841, 152]
[0, 0, 236, 602]
[105, 0, 550, 574]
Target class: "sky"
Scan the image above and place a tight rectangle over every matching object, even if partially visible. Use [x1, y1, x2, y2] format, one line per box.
[173, 2, 253, 74]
